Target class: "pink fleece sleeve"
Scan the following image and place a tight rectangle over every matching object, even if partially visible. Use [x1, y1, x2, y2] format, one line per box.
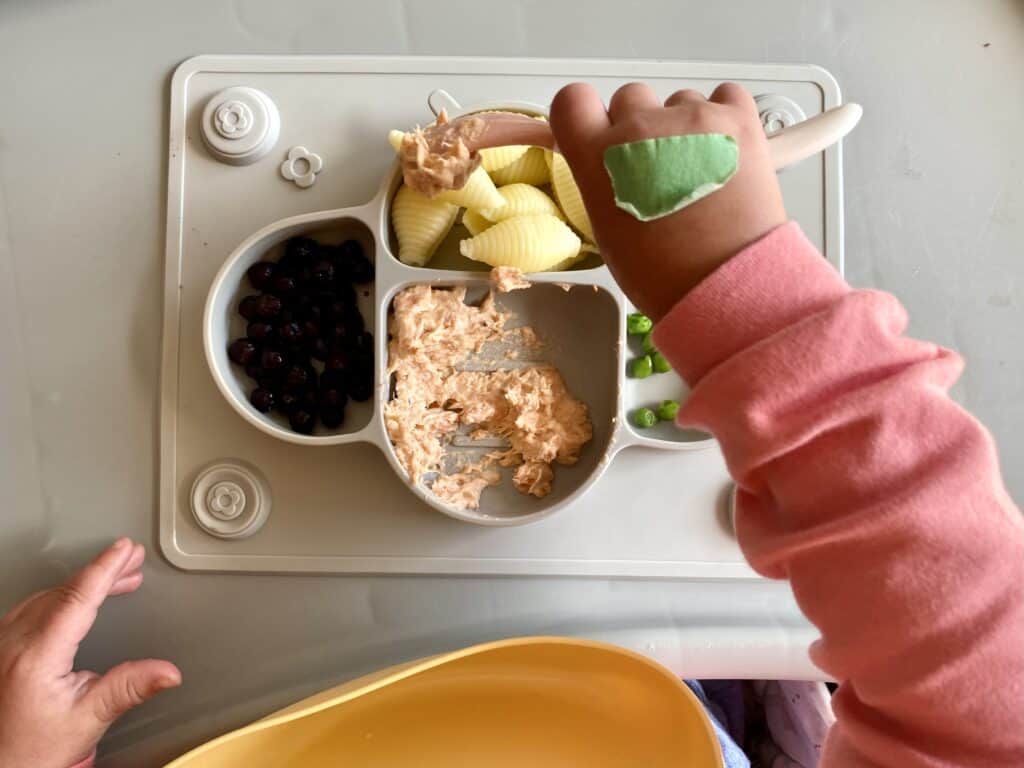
[652, 222, 1024, 766]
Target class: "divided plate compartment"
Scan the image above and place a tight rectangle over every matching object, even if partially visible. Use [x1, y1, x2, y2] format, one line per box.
[204, 98, 709, 527]
[163, 56, 845, 575]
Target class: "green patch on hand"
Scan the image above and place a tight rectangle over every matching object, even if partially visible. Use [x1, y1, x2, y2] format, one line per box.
[603, 133, 739, 221]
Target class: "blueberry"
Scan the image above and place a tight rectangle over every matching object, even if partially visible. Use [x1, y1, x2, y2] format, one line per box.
[288, 292, 314, 315]
[257, 374, 282, 394]
[246, 321, 275, 342]
[282, 237, 317, 268]
[351, 330, 373, 353]
[347, 376, 373, 402]
[345, 310, 366, 335]
[279, 321, 304, 344]
[244, 362, 263, 381]
[283, 364, 313, 391]
[307, 337, 330, 362]
[271, 275, 298, 297]
[256, 294, 283, 319]
[325, 350, 350, 372]
[260, 347, 286, 370]
[320, 369, 346, 390]
[291, 266, 312, 291]
[311, 259, 334, 287]
[327, 323, 351, 345]
[228, 338, 258, 365]
[301, 320, 320, 339]
[337, 240, 374, 283]
[320, 408, 344, 429]
[238, 295, 261, 320]
[249, 388, 275, 413]
[349, 256, 374, 284]
[278, 391, 300, 414]
[339, 281, 358, 303]
[319, 386, 347, 429]
[322, 299, 349, 325]
[338, 239, 364, 260]
[288, 409, 317, 434]
[247, 262, 276, 290]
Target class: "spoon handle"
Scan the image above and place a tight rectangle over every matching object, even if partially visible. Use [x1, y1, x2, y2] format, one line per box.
[467, 103, 863, 171]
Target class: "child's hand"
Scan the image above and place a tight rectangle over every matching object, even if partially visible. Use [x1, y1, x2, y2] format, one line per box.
[549, 82, 787, 321]
[0, 539, 181, 768]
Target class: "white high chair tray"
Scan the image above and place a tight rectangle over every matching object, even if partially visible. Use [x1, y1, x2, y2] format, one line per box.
[160, 55, 844, 577]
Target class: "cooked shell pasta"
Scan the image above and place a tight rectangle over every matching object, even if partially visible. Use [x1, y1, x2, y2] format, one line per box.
[459, 214, 582, 272]
[479, 145, 530, 172]
[435, 166, 506, 211]
[548, 151, 595, 243]
[548, 241, 599, 272]
[387, 129, 405, 152]
[461, 209, 493, 237]
[391, 185, 459, 267]
[480, 184, 564, 222]
[490, 147, 550, 186]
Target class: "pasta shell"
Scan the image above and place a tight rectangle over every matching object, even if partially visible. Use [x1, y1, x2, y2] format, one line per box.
[491, 147, 550, 186]
[391, 185, 459, 267]
[479, 145, 530, 172]
[549, 151, 595, 243]
[387, 129, 405, 151]
[549, 241, 599, 272]
[461, 209, 493, 237]
[480, 184, 564, 222]
[435, 166, 505, 211]
[459, 214, 581, 272]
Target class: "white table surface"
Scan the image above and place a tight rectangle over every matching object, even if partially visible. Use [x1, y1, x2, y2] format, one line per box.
[1, 1, 1021, 764]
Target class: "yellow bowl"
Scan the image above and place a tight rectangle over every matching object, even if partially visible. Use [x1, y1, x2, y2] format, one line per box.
[165, 637, 723, 767]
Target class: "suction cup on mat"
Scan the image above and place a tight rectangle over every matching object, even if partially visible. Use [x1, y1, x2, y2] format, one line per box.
[201, 86, 281, 166]
[190, 459, 271, 539]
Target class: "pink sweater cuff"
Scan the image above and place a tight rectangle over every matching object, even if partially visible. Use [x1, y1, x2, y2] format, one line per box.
[651, 221, 850, 385]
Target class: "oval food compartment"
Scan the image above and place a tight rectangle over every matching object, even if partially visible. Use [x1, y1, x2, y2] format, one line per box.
[380, 102, 603, 275]
[380, 280, 621, 526]
[204, 210, 379, 445]
[621, 310, 714, 448]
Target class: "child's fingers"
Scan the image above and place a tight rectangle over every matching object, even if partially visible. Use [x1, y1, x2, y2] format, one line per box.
[38, 539, 136, 662]
[108, 570, 144, 596]
[709, 82, 756, 112]
[549, 82, 610, 154]
[119, 543, 146, 577]
[664, 89, 706, 107]
[607, 82, 660, 122]
[79, 658, 181, 729]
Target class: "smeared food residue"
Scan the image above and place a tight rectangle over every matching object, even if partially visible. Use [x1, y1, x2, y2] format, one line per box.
[385, 285, 592, 510]
[490, 266, 531, 293]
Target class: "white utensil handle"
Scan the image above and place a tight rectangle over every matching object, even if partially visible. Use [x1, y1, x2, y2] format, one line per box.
[767, 103, 862, 170]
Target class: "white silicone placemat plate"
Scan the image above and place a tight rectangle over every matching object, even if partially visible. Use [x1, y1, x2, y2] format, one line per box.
[161, 55, 843, 576]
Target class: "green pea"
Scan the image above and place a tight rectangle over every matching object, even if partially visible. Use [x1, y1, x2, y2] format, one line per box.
[656, 400, 680, 422]
[627, 312, 653, 336]
[641, 331, 658, 355]
[652, 352, 671, 373]
[630, 355, 653, 379]
[633, 407, 657, 428]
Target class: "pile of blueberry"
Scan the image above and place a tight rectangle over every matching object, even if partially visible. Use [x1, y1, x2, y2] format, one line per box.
[227, 236, 374, 434]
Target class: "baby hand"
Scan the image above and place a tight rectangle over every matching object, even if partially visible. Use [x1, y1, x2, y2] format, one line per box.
[549, 82, 787, 320]
[0, 539, 181, 768]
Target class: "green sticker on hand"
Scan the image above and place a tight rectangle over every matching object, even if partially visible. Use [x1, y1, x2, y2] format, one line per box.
[603, 133, 739, 221]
